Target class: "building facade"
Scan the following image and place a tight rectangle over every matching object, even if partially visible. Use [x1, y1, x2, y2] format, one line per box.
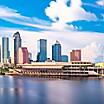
[18, 47, 29, 64]
[70, 50, 81, 61]
[37, 39, 47, 62]
[28, 52, 32, 63]
[0, 45, 1, 63]
[17, 61, 104, 77]
[2, 37, 9, 63]
[52, 41, 61, 62]
[61, 55, 68, 62]
[12, 32, 22, 64]
[95, 62, 104, 68]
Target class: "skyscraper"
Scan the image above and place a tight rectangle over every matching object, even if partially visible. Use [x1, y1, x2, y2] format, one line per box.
[28, 52, 32, 60]
[70, 50, 81, 61]
[12, 32, 22, 64]
[52, 41, 61, 62]
[0, 45, 1, 63]
[2, 37, 9, 63]
[18, 47, 29, 64]
[37, 39, 47, 62]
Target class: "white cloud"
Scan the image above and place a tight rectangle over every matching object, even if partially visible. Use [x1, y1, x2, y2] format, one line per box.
[82, 41, 104, 63]
[0, 27, 104, 62]
[96, 0, 104, 6]
[0, 3, 103, 63]
[45, 0, 97, 30]
[0, 6, 50, 29]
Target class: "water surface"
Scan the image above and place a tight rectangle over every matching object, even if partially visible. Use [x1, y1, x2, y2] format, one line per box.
[0, 76, 104, 104]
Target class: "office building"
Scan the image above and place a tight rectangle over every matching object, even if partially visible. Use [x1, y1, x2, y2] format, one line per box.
[70, 50, 81, 61]
[28, 52, 32, 60]
[0, 45, 1, 63]
[28, 52, 32, 63]
[52, 41, 61, 62]
[37, 39, 47, 62]
[61, 55, 68, 62]
[12, 32, 22, 64]
[18, 47, 29, 64]
[1, 37, 9, 63]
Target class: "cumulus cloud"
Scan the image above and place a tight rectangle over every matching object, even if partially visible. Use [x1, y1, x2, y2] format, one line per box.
[96, 0, 104, 6]
[0, 2, 103, 63]
[0, 6, 51, 29]
[45, 0, 97, 30]
[82, 41, 104, 63]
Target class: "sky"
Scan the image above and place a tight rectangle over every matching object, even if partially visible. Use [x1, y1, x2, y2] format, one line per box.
[0, 0, 104, 62]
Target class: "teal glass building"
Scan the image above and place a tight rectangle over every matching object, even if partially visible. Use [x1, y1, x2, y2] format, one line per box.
[52, 41, 61, 62]
[37, 39, 47, 62]
[2, 37, 9, 63]
[61, 55, 68, 62]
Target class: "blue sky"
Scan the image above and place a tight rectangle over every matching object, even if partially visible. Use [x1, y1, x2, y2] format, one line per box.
[0, 0, 104, 62]
[0, 0, 103, 32]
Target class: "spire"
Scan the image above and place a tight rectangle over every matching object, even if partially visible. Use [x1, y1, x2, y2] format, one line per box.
[13, 31, 20, 37]
[55, 40, 60, 44]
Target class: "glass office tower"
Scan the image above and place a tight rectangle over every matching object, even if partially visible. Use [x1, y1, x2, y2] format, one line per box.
[37, 39, 47, 62]
[0, 45, 1, 63]
[2, 37, 9, 63]
[52, 41, 61, 62]
[13, 32, 22, 64]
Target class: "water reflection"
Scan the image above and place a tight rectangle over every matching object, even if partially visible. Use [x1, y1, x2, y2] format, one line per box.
[0, 76, 104, 104]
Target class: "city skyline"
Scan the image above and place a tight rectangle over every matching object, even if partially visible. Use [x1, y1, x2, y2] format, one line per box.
[0, 32, 104, 63]
[0, 34, 70, 62]
[0, 0, 104, 62]
[0, 1, 104, 104]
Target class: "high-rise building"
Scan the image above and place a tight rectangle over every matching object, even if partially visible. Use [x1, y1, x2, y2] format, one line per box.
[28, 52, 32, 60]
[28, 52, 32, 63]
[52, 41, 61, 62]
[70, 50, 81, 61]
[61, 55, 68, 62]
[0, 45, 1, 63]
[12, 32, 22, 64]
[18, 47, 29, 64]
[1, 37, 9, 63]
[36, 52, 40, 62]
[37, 39, 47, 62]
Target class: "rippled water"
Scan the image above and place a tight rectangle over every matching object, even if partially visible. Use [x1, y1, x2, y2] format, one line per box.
[0, 76, 104, 104]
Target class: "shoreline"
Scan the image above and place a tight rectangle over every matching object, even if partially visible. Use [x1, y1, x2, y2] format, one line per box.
[1, 74, 103, 80]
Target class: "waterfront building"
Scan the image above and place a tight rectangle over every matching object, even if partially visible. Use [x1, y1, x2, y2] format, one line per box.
[70, 50, 81, 61]
[95, 62, 104, 68]
[1, 37, 9, 63]
[12, 32, 22, 64]
[18, 47, 29, 64]
[61, 55, 68, 62]
[52, 41, 61, 62]
[17, 61, 104, 77]
[37, 39, 47, 62]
